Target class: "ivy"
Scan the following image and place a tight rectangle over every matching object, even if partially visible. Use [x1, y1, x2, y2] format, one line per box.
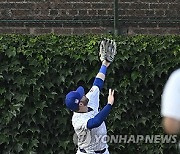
[0, 34, 179, 153]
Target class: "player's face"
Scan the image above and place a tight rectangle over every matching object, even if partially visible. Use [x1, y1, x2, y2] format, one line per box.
[80, 96, 89, 106]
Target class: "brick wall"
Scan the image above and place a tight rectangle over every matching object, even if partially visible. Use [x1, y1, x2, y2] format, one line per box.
[0, 0, 179, 35]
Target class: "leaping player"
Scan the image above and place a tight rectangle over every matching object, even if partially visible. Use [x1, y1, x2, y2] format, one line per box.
[65, 39, 117, 154]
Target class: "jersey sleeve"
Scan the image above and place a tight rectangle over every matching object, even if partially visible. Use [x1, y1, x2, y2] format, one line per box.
[86, 86, 100, 111]
[161, 69, 180, 120]
[87, 104, 112, 129]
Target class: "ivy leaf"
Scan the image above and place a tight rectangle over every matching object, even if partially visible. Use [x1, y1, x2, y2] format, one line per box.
[0, 75, 3, 79]
[131, 71, 140, 81]
[15, 143, 23, 153]
[14, 94, 28, 102]
[31, 139, 39, 148]
[5, 91, 14, 101]
[0, 87, 6, 94]
[0, 133, 8, 144]
[6, 46, 16, 58]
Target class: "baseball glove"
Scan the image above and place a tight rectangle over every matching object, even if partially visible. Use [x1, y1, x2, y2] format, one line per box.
[99, 38, 117, 63]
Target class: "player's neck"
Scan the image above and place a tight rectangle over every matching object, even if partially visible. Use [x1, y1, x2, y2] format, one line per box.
[78, 106, 88, 113]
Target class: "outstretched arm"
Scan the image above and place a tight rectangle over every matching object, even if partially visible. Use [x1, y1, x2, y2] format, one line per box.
[93, 38, 117, 91]
[87, 104, 111, 129]
[87, 89, 114, 129]
[93, 60, 110, 91]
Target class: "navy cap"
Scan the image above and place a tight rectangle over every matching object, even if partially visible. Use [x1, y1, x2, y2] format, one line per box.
[65, 86, 85, 111]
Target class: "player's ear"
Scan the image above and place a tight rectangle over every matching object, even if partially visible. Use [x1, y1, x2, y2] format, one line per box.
[79, 102, 83, 106]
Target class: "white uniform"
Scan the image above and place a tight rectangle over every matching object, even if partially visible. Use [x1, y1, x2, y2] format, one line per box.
[72, 86, 109, 154]
[161, 69, 180, 120]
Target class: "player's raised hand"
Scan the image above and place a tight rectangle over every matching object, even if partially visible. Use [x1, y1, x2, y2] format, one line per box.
[108, 89, 115, 105]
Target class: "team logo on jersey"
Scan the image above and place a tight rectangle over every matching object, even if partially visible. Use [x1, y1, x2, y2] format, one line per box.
[73, 130, 91, 147]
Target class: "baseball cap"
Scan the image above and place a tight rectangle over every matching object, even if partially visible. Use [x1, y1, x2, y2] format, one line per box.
[65, 86, 85, 111]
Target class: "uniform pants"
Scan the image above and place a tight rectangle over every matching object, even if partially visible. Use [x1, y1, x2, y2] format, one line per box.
[76, 148, 110, 154]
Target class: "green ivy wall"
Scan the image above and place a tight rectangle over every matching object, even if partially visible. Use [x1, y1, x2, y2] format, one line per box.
[0, 35, 179, 154]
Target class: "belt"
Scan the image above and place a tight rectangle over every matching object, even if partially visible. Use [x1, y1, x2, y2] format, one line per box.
[80, 148, 106, 153]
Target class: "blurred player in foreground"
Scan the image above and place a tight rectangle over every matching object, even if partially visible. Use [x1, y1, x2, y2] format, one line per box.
[65, 39, 117, 154]
[161, 69, 180, 134]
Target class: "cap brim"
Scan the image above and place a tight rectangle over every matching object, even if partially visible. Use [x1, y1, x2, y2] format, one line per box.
[76, 86, 84, 100]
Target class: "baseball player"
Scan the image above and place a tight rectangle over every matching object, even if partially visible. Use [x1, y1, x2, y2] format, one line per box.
[161, 69, 180, 134]
[65, 39, 117, 154]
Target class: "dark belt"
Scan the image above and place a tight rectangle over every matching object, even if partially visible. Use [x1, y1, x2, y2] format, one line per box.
[80, 148, 106, 153]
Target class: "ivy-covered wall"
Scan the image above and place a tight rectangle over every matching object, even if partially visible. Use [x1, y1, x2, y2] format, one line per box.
[0, 35, 179, 153]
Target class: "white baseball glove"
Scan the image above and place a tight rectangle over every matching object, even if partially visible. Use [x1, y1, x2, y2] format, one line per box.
[99, 38, 117, 63]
